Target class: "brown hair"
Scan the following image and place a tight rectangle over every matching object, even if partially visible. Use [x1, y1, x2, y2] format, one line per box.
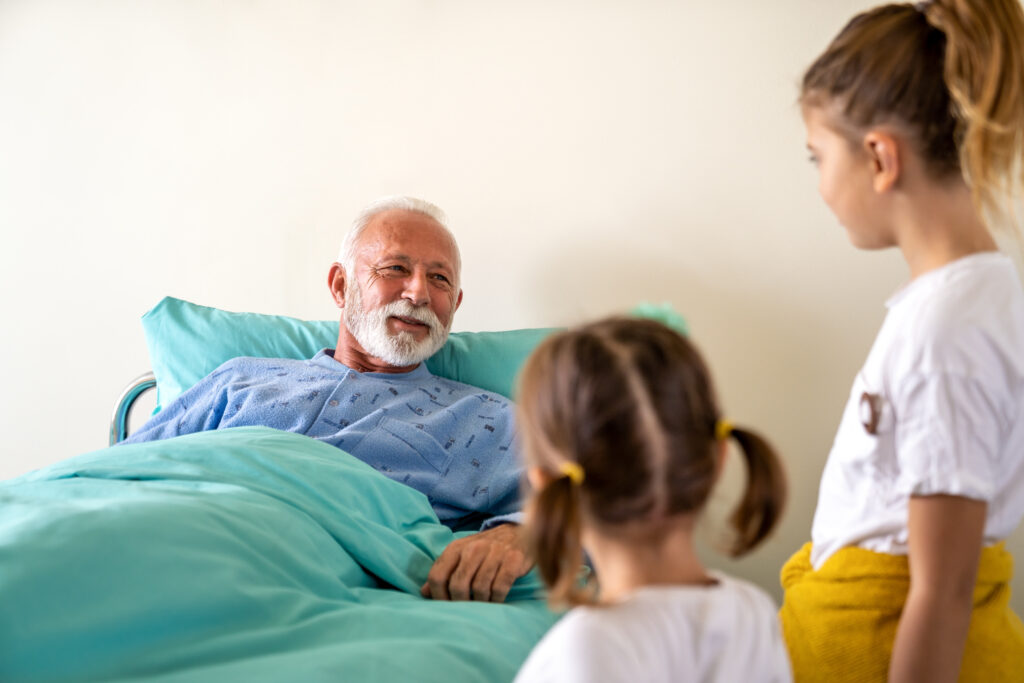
[801, 0, 1024, 220]
[516, 318, 787, 605]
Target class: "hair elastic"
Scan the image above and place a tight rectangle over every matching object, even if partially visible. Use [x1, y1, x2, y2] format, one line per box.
[559, 462, 585, 485]
[715, 419, 734, 441]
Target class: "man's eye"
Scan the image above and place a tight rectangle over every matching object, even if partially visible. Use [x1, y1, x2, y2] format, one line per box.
[431, 274, 450, 284]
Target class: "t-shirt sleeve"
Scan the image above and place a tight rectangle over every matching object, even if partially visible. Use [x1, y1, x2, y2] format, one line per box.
[893, 370, 1008, 501]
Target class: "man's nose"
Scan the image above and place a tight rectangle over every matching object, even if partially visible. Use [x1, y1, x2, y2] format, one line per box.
[402, 271, 430, 306]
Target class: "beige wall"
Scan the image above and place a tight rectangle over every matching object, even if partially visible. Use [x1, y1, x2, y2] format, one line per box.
[2, 0, 1021, 609]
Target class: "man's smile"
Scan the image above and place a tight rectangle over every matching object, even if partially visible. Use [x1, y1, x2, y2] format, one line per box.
[391, 314, 430, 331]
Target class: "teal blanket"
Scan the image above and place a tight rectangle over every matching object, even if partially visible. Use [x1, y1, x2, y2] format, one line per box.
[0, 428, 557, 682]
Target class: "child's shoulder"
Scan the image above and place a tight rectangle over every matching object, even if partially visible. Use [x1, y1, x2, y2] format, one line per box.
[887, 253, 1024, 368]
[569, 574, 779, 631]
[704, 572, 780, 608]
[517, 577, 786, 682]
[642, 573, 780, 621]
[898, 253, 1021, 324]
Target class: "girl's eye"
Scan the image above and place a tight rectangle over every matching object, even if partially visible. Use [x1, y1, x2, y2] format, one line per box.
[808, 154, 819, 166]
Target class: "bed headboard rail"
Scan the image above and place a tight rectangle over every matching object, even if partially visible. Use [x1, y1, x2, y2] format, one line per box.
[109, 371, 157, 446]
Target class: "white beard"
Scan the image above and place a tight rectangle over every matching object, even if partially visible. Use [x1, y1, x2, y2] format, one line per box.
[343, 281, 451, 367]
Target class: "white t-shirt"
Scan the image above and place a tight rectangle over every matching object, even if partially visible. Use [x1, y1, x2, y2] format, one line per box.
[513, 573, 792, 683]
[811, 252, 1024, 568]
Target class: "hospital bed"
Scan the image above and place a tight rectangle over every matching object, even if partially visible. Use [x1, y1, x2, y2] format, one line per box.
[1, 297, 561, 683]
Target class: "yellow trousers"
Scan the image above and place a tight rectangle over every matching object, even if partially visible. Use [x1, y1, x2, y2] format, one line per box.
[779, 542, 1024, 682]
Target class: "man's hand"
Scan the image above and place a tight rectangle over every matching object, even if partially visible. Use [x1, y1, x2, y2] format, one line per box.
[420, 523, 532, 603]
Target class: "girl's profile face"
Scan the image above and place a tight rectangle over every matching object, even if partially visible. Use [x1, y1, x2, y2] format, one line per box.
[803, 105, 893, 250]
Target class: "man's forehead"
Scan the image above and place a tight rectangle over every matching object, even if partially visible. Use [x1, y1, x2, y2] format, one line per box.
[356, 210, 458, 267]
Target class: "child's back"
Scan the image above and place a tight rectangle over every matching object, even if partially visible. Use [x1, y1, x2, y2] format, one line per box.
[516, 573, 789, 682]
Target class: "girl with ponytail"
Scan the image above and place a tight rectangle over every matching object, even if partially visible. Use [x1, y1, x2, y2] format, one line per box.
[513, 317, 790, 683]
[783, 1, 1024, 680]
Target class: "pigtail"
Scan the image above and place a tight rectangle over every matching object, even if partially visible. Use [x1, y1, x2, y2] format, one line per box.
[928, 0, 1024, 221]
[725, 426, 787, 556]
[525, 475, 589, 606]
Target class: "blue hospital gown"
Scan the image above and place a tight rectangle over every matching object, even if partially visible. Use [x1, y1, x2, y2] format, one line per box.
[124, 350, 522, 531]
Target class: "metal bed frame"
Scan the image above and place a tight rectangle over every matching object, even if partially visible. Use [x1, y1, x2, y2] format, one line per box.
[109, 371, 156, 446]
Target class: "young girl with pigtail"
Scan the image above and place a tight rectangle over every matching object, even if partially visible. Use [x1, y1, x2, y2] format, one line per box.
[513, 317, 791, 683]
[782, 1, 1024, 680]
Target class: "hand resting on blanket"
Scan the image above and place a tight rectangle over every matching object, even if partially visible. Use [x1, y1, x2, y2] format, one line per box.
[422, 523, 533, 602]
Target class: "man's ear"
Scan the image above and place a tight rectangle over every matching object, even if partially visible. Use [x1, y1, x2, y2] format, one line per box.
[863, 130, 901, 193]
[454, 288, 464, 312]
[328, 263, 347, 309]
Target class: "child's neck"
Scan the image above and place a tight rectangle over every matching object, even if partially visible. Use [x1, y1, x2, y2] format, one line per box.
[895, 177, 998, 279]
[584, 520, 713, 603]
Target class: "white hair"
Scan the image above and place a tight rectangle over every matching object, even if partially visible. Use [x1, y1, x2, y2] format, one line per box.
[337, 195, 461, 277]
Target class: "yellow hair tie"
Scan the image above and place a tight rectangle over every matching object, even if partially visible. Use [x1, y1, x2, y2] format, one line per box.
[559, 462, 585, 485]
[715, 419, 734, 441]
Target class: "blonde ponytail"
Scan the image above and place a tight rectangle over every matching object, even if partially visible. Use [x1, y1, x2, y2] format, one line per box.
[927, 0, 1024, 221]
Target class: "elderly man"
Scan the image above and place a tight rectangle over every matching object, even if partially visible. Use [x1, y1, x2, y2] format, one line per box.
[124, 196, 531, 603]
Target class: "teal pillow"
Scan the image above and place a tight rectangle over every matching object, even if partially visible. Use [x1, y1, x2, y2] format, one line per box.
[141, 297, 561, 412]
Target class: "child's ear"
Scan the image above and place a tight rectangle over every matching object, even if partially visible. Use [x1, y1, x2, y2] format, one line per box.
[863, 130, 901, 193]
[526, 466, 552, 491]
